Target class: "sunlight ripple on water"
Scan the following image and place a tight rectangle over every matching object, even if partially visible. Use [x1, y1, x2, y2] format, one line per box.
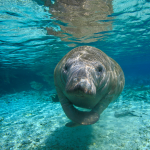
[0, 0, 150, 68]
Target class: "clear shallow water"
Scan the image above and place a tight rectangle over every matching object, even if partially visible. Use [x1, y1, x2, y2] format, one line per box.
[0, 0, 150, 149]
[1, 82, 150, 150]
[1, 0, 150, 68]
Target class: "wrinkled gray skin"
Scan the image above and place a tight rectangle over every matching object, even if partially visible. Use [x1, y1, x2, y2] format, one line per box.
[54, 46, 125, 127]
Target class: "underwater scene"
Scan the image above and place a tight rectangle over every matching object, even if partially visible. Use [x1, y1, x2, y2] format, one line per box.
[0, 0, 150, 149]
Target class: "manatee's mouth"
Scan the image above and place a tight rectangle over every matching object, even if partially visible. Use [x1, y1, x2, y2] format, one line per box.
[66, 79, 96, 96]
[73, 84, 94, 95]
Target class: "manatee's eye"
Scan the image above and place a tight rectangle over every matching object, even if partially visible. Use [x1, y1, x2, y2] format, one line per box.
[64, 60, 73, 72]
[64, 65, 68, 71]
[64, 63, 70, 71]
[97, 66, 103, 72]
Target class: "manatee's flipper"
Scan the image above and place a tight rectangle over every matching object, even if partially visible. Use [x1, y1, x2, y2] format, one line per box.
[92, 95, 113, 115]
[56, 87, 99, 126]
[65, 104, 99, 125]
[61, 99, 99, 126]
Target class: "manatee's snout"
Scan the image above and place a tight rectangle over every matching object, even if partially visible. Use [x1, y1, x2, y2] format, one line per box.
[73, 78, 94, 94]
[66, 67, 96, 95]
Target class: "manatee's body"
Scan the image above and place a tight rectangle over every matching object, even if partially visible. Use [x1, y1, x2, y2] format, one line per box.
[54, 46, 125, 127]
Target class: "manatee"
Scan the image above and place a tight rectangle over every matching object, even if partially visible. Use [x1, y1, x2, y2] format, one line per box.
[54, 46, 125, 127]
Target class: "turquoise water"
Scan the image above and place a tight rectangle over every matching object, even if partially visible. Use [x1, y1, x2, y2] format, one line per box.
[0, 0, 150, 149]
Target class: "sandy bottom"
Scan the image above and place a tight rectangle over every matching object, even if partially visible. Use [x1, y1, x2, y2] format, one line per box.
[0, 85, 150, 150]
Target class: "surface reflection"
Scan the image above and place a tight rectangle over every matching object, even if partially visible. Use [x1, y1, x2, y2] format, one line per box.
[44, 0, 113, 43]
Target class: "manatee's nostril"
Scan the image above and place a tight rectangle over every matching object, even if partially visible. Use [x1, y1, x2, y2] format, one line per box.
[73, 77, 87, 83]
[80, 79, 86, 83]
